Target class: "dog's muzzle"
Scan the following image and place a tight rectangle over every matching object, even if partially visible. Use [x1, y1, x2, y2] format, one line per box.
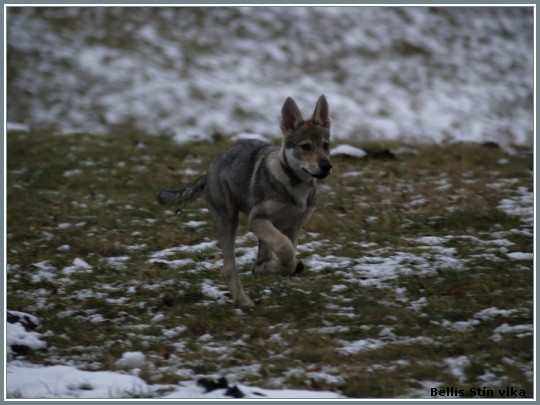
[311, 160, 332, 179]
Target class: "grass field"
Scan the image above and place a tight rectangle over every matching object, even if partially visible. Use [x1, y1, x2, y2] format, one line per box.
[6, 130, 534, 398]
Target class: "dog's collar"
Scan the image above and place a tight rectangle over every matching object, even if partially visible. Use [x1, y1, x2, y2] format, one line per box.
[280, 158, 302, 185]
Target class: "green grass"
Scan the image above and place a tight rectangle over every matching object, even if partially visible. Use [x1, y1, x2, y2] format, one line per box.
[6, 131, 534, 398]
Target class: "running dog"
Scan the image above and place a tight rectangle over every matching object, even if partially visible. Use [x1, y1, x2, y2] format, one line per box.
[158, 95, 332, 308]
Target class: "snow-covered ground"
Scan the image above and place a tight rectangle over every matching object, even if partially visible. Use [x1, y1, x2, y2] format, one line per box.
[6, 172, 533, 398]
[7, 359, 343, 399]
[6, 6, 534, 145]
[7, 315, 343, 398]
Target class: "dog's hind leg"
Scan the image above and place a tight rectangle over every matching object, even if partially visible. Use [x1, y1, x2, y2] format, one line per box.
[212, 212, 255, 309]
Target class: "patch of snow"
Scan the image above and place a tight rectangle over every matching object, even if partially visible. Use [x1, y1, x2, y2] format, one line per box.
[338, 338, 386, 354]
[489, 238, 515, 247]
[57, 244, 71, 253]
[7, 311, 41, 328]
[184, 220, 206, 228]
[62, 258, 93, 276]
[491, 323, 533, 342]
[6, 363, 154, 398]
[201, 280, 229, 303]
[416, 236, 451, 245]
[443, 355, 470, 383]
[330, 144, 368, 158]
[7, 8, 533, 145]
[230, 132, 270, 142]
[440, 319, 480, 333]
[330, 284, 348, 293]
[88, 314, 105, 324]
[63, 168, 82, 177]
[7, 122, 30, 132]
[172, 132, 212, 144]
[341, 171, 363, 177]
[409, 297, 428, 311]
[394, 287, 408, 303]
[296, 239, 329, 253]
[232, 246, 258, 267]
[31, 261, 57, 282]
[175, 168, 200, 176]
[146, 258, 194, 268]
[6, 323, 47, 360]
[307, 326, 350, 335]
[507, 252, 533, 261]
[163, 380, 344, 399]
[378, 326, 396, 337]
[151, 241, 217, 258]
[497, 186, 534, 224]
[105, 256, 130, 270]
[151, 313, 165, 323]
[348, 248, 463, 288]
[303, 254, 353, 272]
[115, 351, 146, 370]
[473, 307, 519, 320]
[306, 370, 345, 386]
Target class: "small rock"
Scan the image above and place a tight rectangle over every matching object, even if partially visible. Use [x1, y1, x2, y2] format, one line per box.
[197, 377, 229, 392]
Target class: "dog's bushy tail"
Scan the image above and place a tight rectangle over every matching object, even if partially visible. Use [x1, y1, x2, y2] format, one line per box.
[157, 174, 207, 207]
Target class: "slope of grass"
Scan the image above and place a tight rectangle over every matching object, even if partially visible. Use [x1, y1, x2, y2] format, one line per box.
[6, 130, 534, 398]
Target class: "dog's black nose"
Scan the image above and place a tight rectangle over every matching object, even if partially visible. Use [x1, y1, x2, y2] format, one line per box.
[319, 160, 332, 173]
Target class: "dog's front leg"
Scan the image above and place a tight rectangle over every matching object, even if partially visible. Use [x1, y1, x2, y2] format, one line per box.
[252, 238, 273, 274]
[282, 226, 305, 275]
[249, 216, 297, 276]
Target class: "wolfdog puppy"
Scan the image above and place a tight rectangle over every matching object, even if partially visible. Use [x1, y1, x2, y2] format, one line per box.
[158, 95, 332, 308]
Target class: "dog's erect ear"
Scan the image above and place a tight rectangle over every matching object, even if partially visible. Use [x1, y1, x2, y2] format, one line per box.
[311, 94, 331, 130]
[280, 97, 304, 135]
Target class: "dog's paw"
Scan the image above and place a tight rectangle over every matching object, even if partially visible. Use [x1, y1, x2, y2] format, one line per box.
[252, 258, 278, 275]
[292, 260, 305, 276]
[251, 259, 264, 275]
[234, 296, 256, 309]
[252, 258, 300, 277]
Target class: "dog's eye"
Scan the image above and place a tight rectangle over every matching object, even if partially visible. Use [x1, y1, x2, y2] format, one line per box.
[323, 142, 330, 150]
[300, 144, 312, 151]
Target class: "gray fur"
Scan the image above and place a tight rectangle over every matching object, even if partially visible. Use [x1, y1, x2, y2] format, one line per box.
[157, 175, 207, 208]
[158, 95, 332, 308]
